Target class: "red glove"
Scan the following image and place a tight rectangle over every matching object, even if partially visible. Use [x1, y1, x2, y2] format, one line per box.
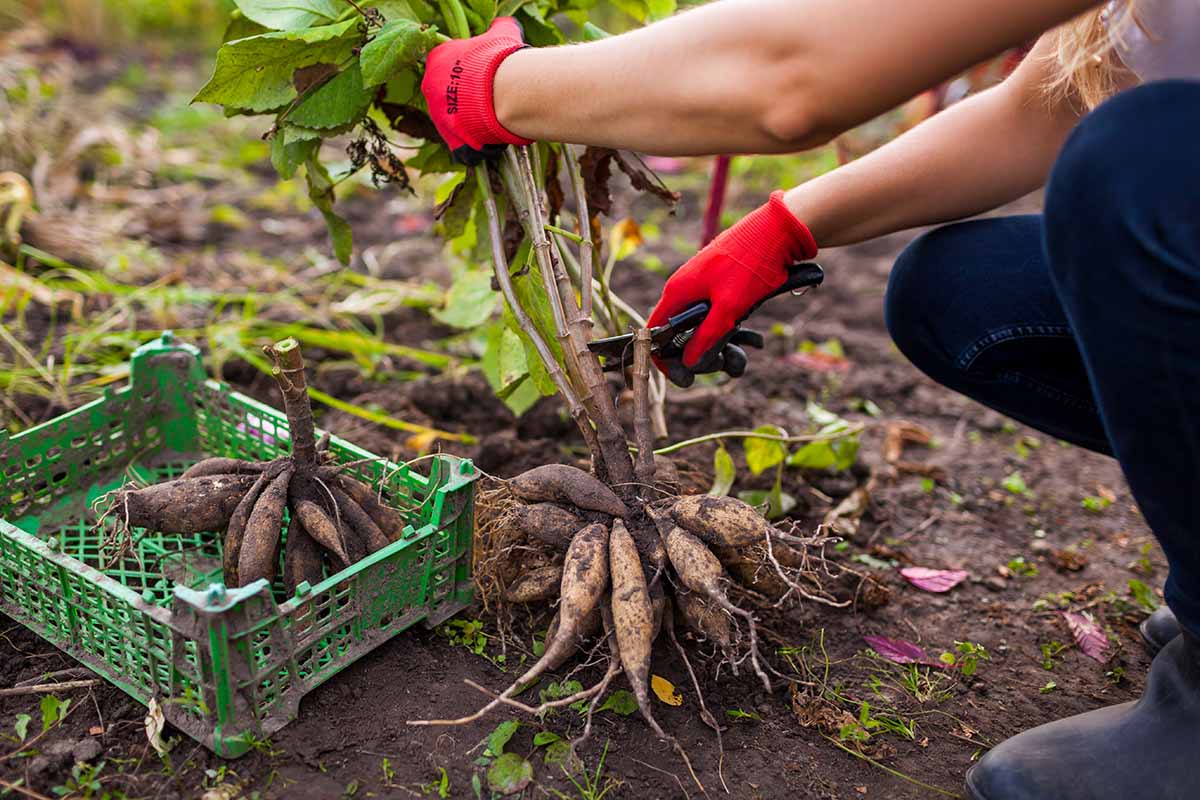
[421, 17, 533, 164]
[647, 191, 817, 371]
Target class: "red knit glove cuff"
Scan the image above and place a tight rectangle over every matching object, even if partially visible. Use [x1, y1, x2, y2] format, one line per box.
[453, 40, 533, 148]
[716, 190, 818, 287]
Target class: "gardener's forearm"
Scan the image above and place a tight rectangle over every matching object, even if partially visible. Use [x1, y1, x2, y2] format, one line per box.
[784, 35, 1088, 247]
[493, 0, 1101, 155]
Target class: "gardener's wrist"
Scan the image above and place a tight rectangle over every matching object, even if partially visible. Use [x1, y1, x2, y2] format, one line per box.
[492, 47, 540, 142]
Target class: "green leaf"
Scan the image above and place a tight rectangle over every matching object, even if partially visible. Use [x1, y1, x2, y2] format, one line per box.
[1002, 471, 1029, 496]
[384, 70, 419, 104]
[1129, 579, 1159, 612]
[486, 719, 520, 756]
[806, 400, 840, 427]
[514, 6, 564, 46]
[596, 689, 638, 716]
[500, 374, 539, 415]
[744, 425, 787, 476]
[40, 695, 69, 733]
[543, 739, 571, 765]
[540, 679, 583, 705]
[408, 140, 458, 174]
[486, 753, 533, 795]
[532, 731, 561, 747]
[305, 155, 353, 264]
[609, 0, 648, 22]
[645, 0, 676, 21]
[280, 123, 327, 145]
[709, 445, 735, 497]
[737, 488, 796, 520]
[193, 20, 361, 113]
[14, 713, 31, 742]
[435, 173, 476, 240]
[360, 19, 443, 88]
[465, 0, 497, 28]
[433, 270, 500, 329]
[375, 0, 421, 21]
[482, 323, 529, 394]
[287, 62, 373, 130]
[787, 441, 836, 470]
[233, 0, 344, 30]
[222, 11, 269, 43]
[581, 22, 611, 41]
[270, 135, 318, 179]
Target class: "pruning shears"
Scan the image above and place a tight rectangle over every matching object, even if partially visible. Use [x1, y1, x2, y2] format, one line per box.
[588, 262, 824, 381]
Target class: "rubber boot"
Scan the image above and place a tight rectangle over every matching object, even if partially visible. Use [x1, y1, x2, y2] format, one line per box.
[965, 631, 1200, 800]
[1139, 606, 1180, 656]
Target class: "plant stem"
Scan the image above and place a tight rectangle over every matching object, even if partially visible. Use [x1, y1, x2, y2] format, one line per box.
[562, 145, 595, 319]
[264, 338, 320, 473]
[550, 235, 667, 437]
[631, 329, 657, 484]
[545, 224, 584, 244]
[437, 0, 470, 38]
[506, 147, 634, 485]
[475, 169, 601, 459]
[551, 236, 617, 335]
[652, 422, 868, 456]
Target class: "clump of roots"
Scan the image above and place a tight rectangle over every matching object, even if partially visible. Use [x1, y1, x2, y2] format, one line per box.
[412, 459, 860, 793]
[95, 338, 407, 595]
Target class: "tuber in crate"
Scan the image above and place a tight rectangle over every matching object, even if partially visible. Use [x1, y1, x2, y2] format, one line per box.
[0, 333, 477, 756]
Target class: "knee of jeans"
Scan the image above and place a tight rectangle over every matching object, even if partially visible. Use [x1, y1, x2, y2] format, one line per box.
[885, 229, 959, 378]
[1046, 81, 1200, 286]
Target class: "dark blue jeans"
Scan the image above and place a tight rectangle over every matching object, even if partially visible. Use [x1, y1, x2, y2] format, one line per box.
[884, 81, 1200, 637]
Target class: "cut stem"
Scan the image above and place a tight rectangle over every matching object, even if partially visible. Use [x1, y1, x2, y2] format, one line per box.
[632, 329, 657, 485]
[264, 338, 320, 473]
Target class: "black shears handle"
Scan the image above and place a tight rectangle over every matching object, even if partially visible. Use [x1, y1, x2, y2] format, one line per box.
[656, 262, 824, 363]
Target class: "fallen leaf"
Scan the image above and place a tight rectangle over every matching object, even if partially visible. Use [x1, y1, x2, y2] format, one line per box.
[487, 753, 533, 796]
[790, 685, 856, 735]
[899, 567, 969, 593]
[785, 350, 851, 373]
[862, 635, 944, 667]
[1062, 612, 1109, 663]
[651, 674, 683, 706]
[145, 697, 167, 756]
[824, 486, 871, 537]
[883, 421, 933, 464]
[894, 460, 948, 480]
[1050, 548, 1088, 572]
[405, 430, 439, 453]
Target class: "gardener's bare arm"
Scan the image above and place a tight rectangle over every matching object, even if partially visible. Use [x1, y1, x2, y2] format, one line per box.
[785, 33, 1109, 246]
[647, 32, 1115, 370]
[493, 0, 1101, 155]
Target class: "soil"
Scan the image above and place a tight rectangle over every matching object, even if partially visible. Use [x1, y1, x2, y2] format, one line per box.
[1, 33, 1165, 800]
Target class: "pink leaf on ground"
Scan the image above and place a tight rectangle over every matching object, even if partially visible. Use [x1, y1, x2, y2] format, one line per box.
[785, 351, 852, 373]
[863, 635, 944, 667]
[899, 567, 969, 593]
[1062, 612, 1109, 663]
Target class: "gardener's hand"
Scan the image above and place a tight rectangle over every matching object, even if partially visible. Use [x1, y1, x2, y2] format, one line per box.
[648, 191, 817, 386]
[422, 17, 533, 164]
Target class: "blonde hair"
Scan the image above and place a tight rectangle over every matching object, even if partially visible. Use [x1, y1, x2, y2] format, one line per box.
[1047, 1, 1141, 109]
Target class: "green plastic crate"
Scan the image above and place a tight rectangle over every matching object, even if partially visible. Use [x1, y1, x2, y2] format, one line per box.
[0, 333, 478, 757]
